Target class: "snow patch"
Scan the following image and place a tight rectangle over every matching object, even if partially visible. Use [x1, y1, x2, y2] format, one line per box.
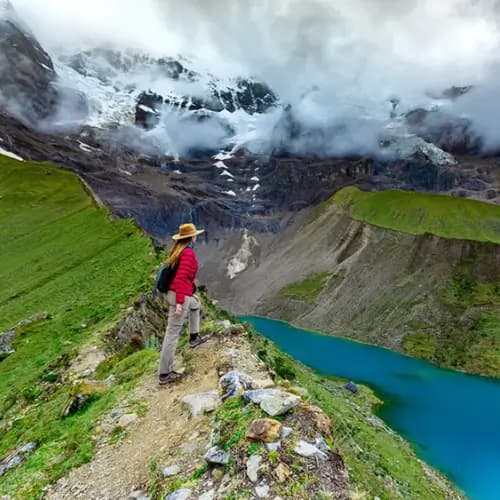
[227, 229, 259, 280]
[0, 147, 23, 161]
[252, 184, 260, 191]
[224, 190, 236, 196]
[214, 151, 234, 161]
[221, 170, 234, 178]
[138, 104, 155, 113]
[78, 141, 93, 153]
[250, 176, 259, 182]
[214, 161, 226, 169]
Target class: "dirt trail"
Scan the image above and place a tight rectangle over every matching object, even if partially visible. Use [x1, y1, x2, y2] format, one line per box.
[46, 335, 269, 500]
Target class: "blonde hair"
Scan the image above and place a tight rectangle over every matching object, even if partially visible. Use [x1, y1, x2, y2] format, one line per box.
[166, 237, 192, 267]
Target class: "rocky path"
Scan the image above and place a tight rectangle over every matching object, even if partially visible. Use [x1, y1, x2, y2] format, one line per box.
[46, 335, 271, 500]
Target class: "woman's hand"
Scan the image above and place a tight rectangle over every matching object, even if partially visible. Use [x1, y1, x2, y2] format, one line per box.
[174, 303, 183, 318]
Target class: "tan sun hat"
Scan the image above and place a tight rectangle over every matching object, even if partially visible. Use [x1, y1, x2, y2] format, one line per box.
[172, 223, 205, 241]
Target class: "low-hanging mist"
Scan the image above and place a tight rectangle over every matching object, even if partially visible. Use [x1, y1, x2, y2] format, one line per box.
[7, 0, 500, 156]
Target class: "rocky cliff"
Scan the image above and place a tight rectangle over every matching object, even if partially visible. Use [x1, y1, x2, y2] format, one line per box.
[201, 189, 500, 377]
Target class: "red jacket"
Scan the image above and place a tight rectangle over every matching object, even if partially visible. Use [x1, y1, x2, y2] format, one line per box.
[169, 247, 198, 305]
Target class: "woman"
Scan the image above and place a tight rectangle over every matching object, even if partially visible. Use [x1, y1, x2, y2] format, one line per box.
[159, 223, 206, 385]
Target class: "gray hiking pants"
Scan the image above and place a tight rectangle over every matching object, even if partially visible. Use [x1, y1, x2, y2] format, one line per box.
[159, 291, 200, 375]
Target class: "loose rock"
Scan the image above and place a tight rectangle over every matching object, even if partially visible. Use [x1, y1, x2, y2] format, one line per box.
[265, 442, 280, 452]
[129, 490, 150, 500]
[165, 488, 192, 500]
[0, 442, 37, 477]
[260, 392, 301, 417]
[305, 404, 333, 437]
[219, 371, 253, 400]
[198, 490, 215, 500]
[281, 426, 293, 439]
[205, 446, 230, 466]
[182, 391, 219, 418]
[118, 413, 138, 427]
[246, 454, 262, 483]
[162, 464, 181, 478]
[247, 419, 282, 443]
[255, 484, 270, 498]
[293, 440, 328, 461]
[250, 378, 275, 390]
[274, 463, 292, 483]
[244, 389, 301, 416]
[344, 382, 358, 394]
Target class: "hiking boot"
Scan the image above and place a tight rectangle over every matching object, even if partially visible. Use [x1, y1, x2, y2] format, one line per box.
[189, 333, 208, 348]
[158, 371, 183, 386]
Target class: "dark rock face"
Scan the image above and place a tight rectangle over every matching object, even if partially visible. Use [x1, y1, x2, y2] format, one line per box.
[0, 3, 88, 124]
[212, 79, 277, 114]
[134, 79, 277, 129]
[0, 14, 58, 121]
[135, 90, 164, 129]
[406, 108, 482, 155]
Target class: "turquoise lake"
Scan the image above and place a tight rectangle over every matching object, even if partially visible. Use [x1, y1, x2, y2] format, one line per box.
[242, 316, 500, 500]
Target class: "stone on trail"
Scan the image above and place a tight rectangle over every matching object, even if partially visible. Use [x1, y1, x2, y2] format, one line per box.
[165, 488, 192, 500]
[281, 426, 293, 439]
[255, 483, 270, 498]
[182, 391, 219, 418]
[244, 389, 301, 416]
[250, 378, 275, 390]
[246, 454, 262, 482]
[198, 490, 215, 500]
[162, 464, 181, 478]
[219, 370, 253, 400]
[118, 413, 138, 427]
[246, 418, 282, 442]
[129, 490, 150, 500]
[205, 446, 230, 466]
[293, 440, 328, 461]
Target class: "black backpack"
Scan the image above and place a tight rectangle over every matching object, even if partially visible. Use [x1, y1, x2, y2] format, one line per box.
[155, 262, 179, 293]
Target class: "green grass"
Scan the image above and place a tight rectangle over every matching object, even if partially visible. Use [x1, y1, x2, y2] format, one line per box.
[332, 186, 500, 244]
[0, 157, 157, 497]
[278, 272, 332, 304]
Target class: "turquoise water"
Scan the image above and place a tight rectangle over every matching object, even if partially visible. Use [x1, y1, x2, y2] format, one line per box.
[242, 316, 500, 500]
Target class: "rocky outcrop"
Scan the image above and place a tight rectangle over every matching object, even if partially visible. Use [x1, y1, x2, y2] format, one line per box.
[0, 442, 37, 477]
[134, 90, 164, 130]
[107, 293, 168, 350]
[406, 108, 482, 155]
[0, 1, 87, 123]
[0, 5, 58, 121]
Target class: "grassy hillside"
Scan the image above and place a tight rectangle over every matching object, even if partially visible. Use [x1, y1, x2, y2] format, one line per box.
[0, 157, 157, 497]
[333, 186, 500, 244]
